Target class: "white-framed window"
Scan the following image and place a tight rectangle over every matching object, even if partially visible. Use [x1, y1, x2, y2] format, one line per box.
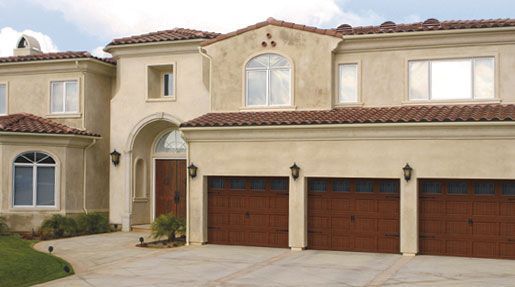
[245, 53, 291, 107]
[155, 130, 186, 154]
[339, 64, 358, 103]
[13, 152, 56, 207]
[50, 80, 79, 114]
[163, 72, 174, 97]
[408, 57, 495, 101]
[0, 83, 6, 115]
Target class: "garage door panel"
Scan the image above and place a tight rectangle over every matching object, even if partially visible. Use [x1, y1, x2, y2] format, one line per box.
[419, 179, 515, 260]
[248, 214, 268, 227]
[208, 229, 228, 244]
[209, 213, 229, 226]
[269, 214, 288, 228]
[229, 196, 246, 209]
[309, 178, 400, 253]
[270, 197, 288, 209]
[208, 195, 228, 210]
[246, 196, 269, 210]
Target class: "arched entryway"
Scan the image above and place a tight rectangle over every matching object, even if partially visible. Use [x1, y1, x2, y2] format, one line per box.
[125, 114, 187, 227]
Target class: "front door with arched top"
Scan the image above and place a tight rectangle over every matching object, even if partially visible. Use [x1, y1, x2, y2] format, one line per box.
[154, 130, 187, 219]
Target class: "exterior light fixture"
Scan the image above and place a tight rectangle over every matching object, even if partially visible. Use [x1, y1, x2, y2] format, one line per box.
[48, 246, 54, 254]
[110, 150, 121, 166]
[290, 163, 300, 180]
[403, 163, 413, 181]
[139, 237, 144, 246]
[188, 163, 198, 178]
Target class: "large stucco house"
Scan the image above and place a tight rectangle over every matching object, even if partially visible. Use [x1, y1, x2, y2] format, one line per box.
[1, 18, 515, 260]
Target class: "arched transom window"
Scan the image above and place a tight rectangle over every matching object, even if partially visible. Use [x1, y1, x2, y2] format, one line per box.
[155, 130, 186, 154]
[245, 53, 291, 107]
[13, 152, 56, 207]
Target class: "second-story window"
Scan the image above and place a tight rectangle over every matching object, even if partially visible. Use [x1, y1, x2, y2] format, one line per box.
[339, 64, 358, 103]
[246, 53, 291, 107]
[50, 80, 78, 114]
[409, 57, 495, 101]
[163, 72, 174, 97]
[0, 83, 6, 115]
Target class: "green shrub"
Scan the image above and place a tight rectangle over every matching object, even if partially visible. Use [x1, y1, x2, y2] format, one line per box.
[151, 213, 185, 242]
[77, 212, 110, 235]
[41, 214, 78, 239]
[0, 216, 9, 236]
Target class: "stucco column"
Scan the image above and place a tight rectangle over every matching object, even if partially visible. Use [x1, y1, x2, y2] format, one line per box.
[122, 151, 133, 232]
[400, 175, 418, 255]
[188, 174, 207, 245]
[289, 176, 307, 250]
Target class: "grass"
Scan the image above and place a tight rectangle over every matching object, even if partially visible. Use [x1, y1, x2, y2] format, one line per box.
[0, 235, 73, 287]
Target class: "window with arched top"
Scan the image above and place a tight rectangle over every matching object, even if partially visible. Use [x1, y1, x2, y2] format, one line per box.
[13, 152, 56, 207]
[155, 130, 186, 154]
[245, 53, 291, 107]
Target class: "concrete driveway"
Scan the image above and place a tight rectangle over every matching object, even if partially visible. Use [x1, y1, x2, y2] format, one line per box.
[34, 232, 515, 287]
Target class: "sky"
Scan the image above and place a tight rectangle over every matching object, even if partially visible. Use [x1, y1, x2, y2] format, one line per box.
[0, 0, 514, 58]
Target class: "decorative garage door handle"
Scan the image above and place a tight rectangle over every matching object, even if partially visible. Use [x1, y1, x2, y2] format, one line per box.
[468, 218, 474, 225]
[420, 235, 436, 239]
[508, 239, 515, 242]
[351, 215, 356, 222]
[174, 192, 180, 204]
[245, 211, 250, 219]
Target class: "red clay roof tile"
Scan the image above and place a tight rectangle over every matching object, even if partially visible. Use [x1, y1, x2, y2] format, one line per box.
[108, 28, 220, 46]
[181, 104, 515, 128]
[0, 113, 100, 137]
[0, 51, 115, 65]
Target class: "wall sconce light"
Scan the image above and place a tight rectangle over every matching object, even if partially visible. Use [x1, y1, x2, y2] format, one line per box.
[403, 163, 413, 181]
[110, 150, 121, 166]
[188, 163, 198, 178]
[290, 163, 300, 180]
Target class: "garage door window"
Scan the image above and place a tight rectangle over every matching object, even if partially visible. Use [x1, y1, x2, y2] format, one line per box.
[271, 178, 288, 192]
[502, 182, 515, 196]
[209, 177, 224, 189]
[474, 182, 495, 195]
[230, 179, 245, 190]
[448, 181, 468, 195]
[380, 181, 399, 193]
[333, 179, 350, 192]
[250, 179, 265, 191]
[309, 180, 327, 192]
[356, 180, 373, 193]
[421, 181, 441, 194]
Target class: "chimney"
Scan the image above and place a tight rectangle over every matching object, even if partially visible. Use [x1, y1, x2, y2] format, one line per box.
[13, 35, 42, 56]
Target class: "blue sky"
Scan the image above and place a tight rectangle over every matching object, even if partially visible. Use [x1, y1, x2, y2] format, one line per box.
[0, 0, 513, 57]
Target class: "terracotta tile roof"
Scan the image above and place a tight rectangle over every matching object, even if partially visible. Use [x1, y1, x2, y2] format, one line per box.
[201, 17, 342, 47]
[181, 104, 515, 128]
[0, 113, 100, 137]
[336, 18, 515, 35]
[107, 28, 220, 46]
[0, 51, 115, 65]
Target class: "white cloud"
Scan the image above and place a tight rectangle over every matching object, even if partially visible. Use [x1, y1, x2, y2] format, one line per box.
[0, 27, 59, 57]
[91, 46, 111, 58]
[29, 0, 382, 39]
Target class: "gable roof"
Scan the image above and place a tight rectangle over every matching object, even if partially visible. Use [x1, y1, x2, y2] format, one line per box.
[181, 104, 515, 128]
[0, 113, 100, 137]
[201, 17, 342, 47]
[107, 28, 220, 47]
[336, 18, 515, 35]
[0, 51, 115, 65]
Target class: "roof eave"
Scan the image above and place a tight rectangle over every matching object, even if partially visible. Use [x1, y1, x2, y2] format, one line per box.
[104, 38, 208, 53]
[341, 26, 515, 40]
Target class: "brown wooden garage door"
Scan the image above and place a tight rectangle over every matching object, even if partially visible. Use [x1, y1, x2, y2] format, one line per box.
[208, 177, 289, 248]
[308, 178, 400, 253]
[419, 179, 515, 259]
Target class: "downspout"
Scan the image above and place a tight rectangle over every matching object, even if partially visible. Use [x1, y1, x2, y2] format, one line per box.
[83, 138, 97, 213]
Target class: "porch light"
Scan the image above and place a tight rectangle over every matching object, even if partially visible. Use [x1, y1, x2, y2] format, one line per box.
[403, 163, 413, 181]
[110, 150, 121, 166]
[290, 163, 300, 180]
[188, 163, 198, 178]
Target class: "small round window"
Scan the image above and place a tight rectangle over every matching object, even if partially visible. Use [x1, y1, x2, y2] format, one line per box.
[155, 130, 186, 154]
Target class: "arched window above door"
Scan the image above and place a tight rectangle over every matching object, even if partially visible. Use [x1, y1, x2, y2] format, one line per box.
[154, 130, 186, 154]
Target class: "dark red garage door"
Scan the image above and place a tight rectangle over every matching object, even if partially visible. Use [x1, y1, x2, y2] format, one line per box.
[419, 179, 515, 259]
[208, 177, 289, 248]
[308, 178, 400, 253]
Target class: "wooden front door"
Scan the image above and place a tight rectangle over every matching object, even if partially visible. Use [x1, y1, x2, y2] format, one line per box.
[308, 178, 400, 253]
[155, 159, 187, 219]
[419, 179, 515, 259]
[208, 177, 289, 248]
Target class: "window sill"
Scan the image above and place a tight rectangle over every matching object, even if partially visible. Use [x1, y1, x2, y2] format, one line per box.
[334, 102, 364, 107]
[401, 99, 502, 106]
[146, 97, 176, 103]
[46, 113, 82, 119]
[10, 206, 60, 212]
[239, 106, 297, 112]
[133, 197, 148, 203]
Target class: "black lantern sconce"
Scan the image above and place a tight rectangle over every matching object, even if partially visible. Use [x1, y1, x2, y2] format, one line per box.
[403, 163, 413, 181]
[188, 163, 198, 178]
[110, 150, 121, 166]
[290, 163, 300, 180]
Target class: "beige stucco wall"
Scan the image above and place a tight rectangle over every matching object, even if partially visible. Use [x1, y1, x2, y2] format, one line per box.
[0, 134, 94, 231]
[183, 123, 515, 253]
[204, 25, 341, 112]
[108, 42, 211, 226]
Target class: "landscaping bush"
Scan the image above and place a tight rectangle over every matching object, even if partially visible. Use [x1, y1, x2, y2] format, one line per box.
[151, 213, 186, 242]
[40, 214, 78, 239]
[77, 212, 110, 235]
[0, 216, 9, 236]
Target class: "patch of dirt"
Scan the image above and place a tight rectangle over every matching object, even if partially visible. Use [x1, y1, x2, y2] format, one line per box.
[137, 237, 186, 248]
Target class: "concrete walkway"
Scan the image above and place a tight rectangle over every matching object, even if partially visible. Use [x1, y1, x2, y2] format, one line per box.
[33, 232, 515, 286]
